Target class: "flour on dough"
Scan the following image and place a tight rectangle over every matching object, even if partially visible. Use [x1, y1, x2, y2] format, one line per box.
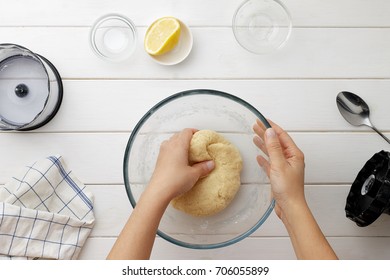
[171, 130, 243, 216]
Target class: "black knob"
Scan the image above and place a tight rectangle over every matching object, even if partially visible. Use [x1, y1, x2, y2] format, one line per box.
[15, 83, 29, 98]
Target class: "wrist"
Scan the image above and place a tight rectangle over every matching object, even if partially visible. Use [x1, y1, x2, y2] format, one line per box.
[142, 181, 175, 207]
[279, 198, 310, 229]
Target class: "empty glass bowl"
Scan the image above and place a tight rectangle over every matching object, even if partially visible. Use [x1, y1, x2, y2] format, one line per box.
[123, 89, 275, 249]
[90, 14, 137, 62]
[233, 0, 292, 54]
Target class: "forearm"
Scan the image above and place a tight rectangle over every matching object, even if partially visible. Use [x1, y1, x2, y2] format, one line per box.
[282, 201, 338, 260]
[107, 187, 170, 260]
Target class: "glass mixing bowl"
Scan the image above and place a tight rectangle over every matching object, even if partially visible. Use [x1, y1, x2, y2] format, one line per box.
[233, 0, 292, 54]
[123, 89, 274, 249]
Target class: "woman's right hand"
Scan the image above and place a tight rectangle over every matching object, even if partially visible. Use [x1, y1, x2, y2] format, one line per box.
[253, 119, 306, 220]
[253, 120, 338, 260]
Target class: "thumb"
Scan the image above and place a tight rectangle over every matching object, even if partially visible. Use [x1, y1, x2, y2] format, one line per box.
[191, 160, 215, 178]
[265, 128, 285, 168]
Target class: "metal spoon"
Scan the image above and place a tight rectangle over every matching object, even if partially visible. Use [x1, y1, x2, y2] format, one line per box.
[336, 91, 390, 144]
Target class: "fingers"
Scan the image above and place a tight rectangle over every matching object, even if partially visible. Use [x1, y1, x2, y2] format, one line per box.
[264, 127, 286, 168]
[253, 135, 268, 156]
[256, 118, 268, 132]
[254, 119, 286, 145]
[256, 155, 270, 176]
[253, 119, 303, 170]
[253, 126, 285, 172]
[267, 120, 304, 162]
[191, 160, 215, 178]
[266, 120, 300, 151]
[253, 119, 302, 160]
[172, 128, 196, 141]
[164, 128, 197, 149]
[253, 119, 267, 141]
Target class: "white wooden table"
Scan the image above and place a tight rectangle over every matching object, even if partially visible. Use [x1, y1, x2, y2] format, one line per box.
[1, 0, 390, 260]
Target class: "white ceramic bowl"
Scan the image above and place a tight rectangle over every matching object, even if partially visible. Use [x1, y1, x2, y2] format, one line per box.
[123, 89, 274, 249]
[145, 18, 193, 65]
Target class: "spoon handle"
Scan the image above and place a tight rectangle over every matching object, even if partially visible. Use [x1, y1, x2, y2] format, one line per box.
[370, 125, 390, 145]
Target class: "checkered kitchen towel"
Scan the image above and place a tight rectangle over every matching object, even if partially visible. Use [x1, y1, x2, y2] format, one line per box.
[0, 155, 95, 260]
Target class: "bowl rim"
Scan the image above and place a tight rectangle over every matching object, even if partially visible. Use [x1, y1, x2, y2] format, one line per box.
[123, 89, 275, 249]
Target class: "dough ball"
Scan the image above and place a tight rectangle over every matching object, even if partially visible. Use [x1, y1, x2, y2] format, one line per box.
[171, 130, 243, 216]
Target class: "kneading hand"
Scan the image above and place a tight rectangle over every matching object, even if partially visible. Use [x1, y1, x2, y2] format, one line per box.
[148, 128, 215, 201]
[107, 128, 214, 260]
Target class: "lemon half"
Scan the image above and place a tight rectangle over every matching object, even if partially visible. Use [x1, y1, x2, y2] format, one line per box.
[144, 17, 181, 56]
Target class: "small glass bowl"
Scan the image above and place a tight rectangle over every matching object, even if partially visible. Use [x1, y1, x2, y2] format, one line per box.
[233, 0, 292, 54]
[123, 89, 275, 249]
[90, 14, 137, 62]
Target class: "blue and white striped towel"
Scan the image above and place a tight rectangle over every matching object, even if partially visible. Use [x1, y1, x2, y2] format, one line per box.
[0, 156, 95, 260]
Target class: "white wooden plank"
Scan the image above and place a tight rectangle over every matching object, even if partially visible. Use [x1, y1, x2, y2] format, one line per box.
[305, 186, 390, 237]
[0, 28, 389, 79]
[1, 0, 389, 27]
[34, 80, 390, 133]
[88, 185, 132, 237]
[88, 185, 390, 238]
[293, 133, 389, 184]
[153, 236, 390, 260]
[151, 237, 297, 260]
[0, 133, 128, 185]
[79, 237, 114, 260]
[0, 133, 388, 185]
[288, 0, 390, 27]
[79, 236, 390, 260]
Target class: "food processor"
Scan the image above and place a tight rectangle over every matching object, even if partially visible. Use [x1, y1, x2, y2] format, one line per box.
[345, 150, 390, 227]
[0, 44, 63, 131]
